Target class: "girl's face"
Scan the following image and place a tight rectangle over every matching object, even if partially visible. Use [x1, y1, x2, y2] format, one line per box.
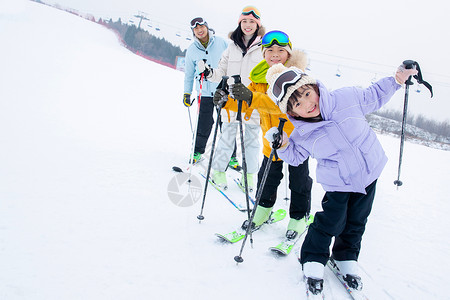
[193, 24, 209, 43]
[264, 45, 289, 67]
[240, 18, 258, 36]
[288, 86, 321, 118]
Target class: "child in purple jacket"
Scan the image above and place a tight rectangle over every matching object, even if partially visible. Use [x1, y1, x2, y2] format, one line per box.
[264, 62, 417, 296]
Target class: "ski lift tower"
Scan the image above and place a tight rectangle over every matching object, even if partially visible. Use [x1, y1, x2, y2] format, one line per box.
[134, 11, 149, 29]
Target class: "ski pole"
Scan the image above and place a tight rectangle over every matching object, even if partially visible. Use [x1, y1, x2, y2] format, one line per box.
[187, 71, 205, 183]
[187, 107, 193, 135]
[283, 163, 289, 203]
[197, 76, 229, 222]
[232, 75, 252, 220]
[234, 117, 287, 264]
[394, 60, 433, 187]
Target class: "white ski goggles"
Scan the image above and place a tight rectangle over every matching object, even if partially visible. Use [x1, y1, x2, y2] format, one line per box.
[272, 69, 305, 104]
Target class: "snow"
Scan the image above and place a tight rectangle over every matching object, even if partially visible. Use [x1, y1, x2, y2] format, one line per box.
[1, 1, 449, 299]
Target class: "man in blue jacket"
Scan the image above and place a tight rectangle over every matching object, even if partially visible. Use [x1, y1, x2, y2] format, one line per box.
[183, 17, 228, 163]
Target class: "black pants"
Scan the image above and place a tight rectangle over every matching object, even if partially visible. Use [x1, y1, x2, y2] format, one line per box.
[257, 156, 312, 219]
[300, 180, 377, 265]
[194, 96, 215, 154]
[194, 96, 237, 157]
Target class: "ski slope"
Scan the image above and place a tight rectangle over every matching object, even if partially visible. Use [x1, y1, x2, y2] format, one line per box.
[1, 1, 449, 299]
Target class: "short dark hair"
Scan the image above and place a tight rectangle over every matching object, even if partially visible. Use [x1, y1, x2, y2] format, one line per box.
[286, 84, 320, 114]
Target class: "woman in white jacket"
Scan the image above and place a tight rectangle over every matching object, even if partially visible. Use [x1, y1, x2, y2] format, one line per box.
[199, 6, 264, 190]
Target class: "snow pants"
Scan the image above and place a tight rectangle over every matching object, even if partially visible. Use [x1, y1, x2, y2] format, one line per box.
[300, 179, 377, 266]
[212, 122, 260, 173]
[194, 96, 214, 154]
[257, 156, 312, 220]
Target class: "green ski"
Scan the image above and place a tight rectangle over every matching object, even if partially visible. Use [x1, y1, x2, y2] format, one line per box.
[269, 215, 314, 255]
[215, 209, 287, 243]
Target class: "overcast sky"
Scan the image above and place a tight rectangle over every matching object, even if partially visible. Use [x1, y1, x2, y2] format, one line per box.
[42, 0, 447, 69]
[26, 0, 450, 120]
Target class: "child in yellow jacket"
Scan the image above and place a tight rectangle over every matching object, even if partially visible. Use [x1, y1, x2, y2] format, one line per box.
[215, 31, 313, 240]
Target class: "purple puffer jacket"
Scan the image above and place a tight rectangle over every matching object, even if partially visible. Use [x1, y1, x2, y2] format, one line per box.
[278, 77, 401, 194]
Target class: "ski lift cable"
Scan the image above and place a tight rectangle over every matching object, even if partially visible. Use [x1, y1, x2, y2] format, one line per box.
[60, 5, 450, 86]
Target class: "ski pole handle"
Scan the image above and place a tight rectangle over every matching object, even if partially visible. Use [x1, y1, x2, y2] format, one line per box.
[403, 60, 416, 86]
[272, 118, 287, 150]
[403, 60, 416, 69]
[232, 75, 241, 84]
[218, 75, 229, 92]
[277, 117, 287, 131]
[232, 75, 243, 121]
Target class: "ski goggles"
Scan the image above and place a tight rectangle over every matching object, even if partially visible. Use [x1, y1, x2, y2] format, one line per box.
[241, 6, 261, 19]
[190, 17, 207, 29]
[272, 69, 305, 104]
[262, 30, 292, 49]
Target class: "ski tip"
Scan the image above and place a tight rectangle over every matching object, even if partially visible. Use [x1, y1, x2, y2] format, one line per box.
[234, 255, 244, 263]
[172, 166, 183, 172]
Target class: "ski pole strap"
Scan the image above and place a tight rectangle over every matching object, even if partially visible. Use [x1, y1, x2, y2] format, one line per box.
[403, 60, 433, 97]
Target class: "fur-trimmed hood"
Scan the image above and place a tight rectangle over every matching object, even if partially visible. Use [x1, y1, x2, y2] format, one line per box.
[285, 49, 308, 71]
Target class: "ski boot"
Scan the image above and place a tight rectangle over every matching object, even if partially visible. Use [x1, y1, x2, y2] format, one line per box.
[212, 170, 227, 190]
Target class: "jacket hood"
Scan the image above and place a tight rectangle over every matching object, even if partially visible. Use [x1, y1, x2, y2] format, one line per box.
[249, 48, 308, 84]
[285, 49, 308, 71]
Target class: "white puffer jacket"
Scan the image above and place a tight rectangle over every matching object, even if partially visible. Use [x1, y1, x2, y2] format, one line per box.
[208, 33, 264, 124]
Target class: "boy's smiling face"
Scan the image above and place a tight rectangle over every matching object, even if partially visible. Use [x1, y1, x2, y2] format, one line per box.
[264, 45, 289, 67]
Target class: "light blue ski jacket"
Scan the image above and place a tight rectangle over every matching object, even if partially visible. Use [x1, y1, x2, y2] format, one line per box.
[183, 30, 228, 97]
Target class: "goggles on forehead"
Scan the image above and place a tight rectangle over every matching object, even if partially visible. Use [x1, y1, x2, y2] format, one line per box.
[262, 30, 292, 48]
[190, 17, 207, 29]
[241, 6, 261, 19]
[272, 69, 305, 104]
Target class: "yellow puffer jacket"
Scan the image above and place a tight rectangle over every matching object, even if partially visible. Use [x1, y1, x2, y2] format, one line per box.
[223, 49, 308, 161]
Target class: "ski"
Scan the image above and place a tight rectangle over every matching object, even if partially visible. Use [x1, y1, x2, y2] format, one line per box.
[215, 208, 287, 243]
[269, 232, 302, 256]
[233, 178, 255, 204]
[269, 215, 314, 255]
[172, 157, 205, 173]
[327, 258, 369, 300]
[198, 172, 247, 212]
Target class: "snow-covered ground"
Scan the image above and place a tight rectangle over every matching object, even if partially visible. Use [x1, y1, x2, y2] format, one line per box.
[1, 1, 449, 299]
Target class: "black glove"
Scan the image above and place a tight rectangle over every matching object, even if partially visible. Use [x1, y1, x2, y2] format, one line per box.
[183, 93, 191, 107]
[213, 89, 228, 107]
[231, 83, 252, 106]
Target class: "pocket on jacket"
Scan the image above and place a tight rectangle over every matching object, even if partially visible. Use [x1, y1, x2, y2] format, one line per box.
[316, 159, 350, 186]
[358, 133, 383, 174]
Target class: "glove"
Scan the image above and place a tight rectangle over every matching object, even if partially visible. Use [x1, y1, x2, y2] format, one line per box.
[231, 83, 252, 106]
[213, 89, 228, 107]
[264, 127, 288, 149]
[197, 60, 212, 78]
[183, 93, 192, 107]
[395, 64, 418, 85]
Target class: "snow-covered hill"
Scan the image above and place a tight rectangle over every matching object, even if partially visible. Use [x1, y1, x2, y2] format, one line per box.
[367, 114, 450, 151]
[1, 1, 450, 299]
